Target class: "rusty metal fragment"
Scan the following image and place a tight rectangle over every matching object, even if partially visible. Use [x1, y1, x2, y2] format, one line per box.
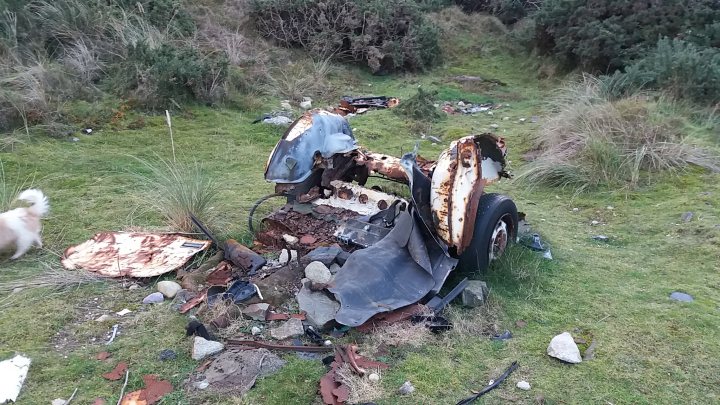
[319, 345, 389, 405]
[226, 339, 331, 352]
[62, 233, 211, 278]
[353, 151, 434, 182]
[120, 375, 172, 405]
[313, 180, 406, 216]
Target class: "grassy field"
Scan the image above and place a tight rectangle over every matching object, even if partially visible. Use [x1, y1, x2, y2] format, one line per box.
[1, 32, 719, 405]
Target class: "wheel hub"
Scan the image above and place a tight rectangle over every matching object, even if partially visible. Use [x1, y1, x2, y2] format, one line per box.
[489, 217, 509, 262]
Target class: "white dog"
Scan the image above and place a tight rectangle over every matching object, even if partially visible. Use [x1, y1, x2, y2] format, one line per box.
[0, 189, 49, 259]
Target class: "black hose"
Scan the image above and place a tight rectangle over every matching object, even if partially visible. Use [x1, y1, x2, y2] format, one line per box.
[455, 361, 519, 405]
[247, 193, 285, 234]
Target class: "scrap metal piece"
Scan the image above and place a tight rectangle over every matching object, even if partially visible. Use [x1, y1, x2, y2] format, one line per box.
[61, 233, 211, 277]
[191, 214, 266, 273]
[426, 277, 469, 314]
[455, 361, 518, 405]
[329, 210, 436, 326]
[430, 134, 507, 254]
[315, 180, 406, 216]
[0, 355, 31, 403]
[265, 110, 357, 184]
[226, 340, 332, 353]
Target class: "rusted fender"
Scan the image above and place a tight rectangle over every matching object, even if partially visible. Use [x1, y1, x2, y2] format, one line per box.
[430, 134, 507, 254]
[354, 151, 435, 183]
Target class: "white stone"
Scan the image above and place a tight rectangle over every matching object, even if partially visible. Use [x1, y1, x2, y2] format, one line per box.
[547, 332, 582, 363]
[192, 336, 224, 361]
[517, 380, 531, 390]
[290, 250, 298, 263]
[251, 326, 262, 336]
[193, 380, 209, 390]
[591, 220, 600, 226]
[282, 234, 299, 244]
[95, 314, 112, 322]
[300, 100, 312, 110]
[51, 399, 66, 405]
[304, 261, 332, 284]
[157, 280, 182, 298]
[280, 100, 292, 110]
[399, 381, 415, 395]
[278, 249, 290, 265]
[116, 308, 132, 316]
[368, 373, 380, 383]
[270, 318, 304, 340]
[572, 207, 579, 212]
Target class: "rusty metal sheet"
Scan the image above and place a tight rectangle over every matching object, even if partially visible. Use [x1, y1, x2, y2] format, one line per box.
[62, 232, 211, 277]
[430, 134, 507, 253]
[354, 151, 435, 182]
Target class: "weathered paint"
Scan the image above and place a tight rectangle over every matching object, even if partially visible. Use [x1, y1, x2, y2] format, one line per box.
[313, 180, 406, 216]
[430, 134, 507, 253]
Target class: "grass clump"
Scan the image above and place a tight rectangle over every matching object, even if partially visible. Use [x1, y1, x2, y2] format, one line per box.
[133, 157, 220, 233]
[515, 75, 720, 192]
[394, 87, 443, 122]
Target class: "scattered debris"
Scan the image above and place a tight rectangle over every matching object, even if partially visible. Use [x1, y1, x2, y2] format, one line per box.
[116, 309, 132, 316]
[547, 332, 582, 364]
[157, 281, 182, 298]
[192, 337, 225, 361]
[592, 235, 609, 242]
[105, 324, 119, 345]
[187, 349, 285, 396]
[455, 361, 518, 404]
[226, 339, 332, 353]
[190, 214, 267, 274]
[399, 381, 415, 395]
[186, 320, 214, 341]
[333, 96, 400, 116]
[670, 291, 694, 302]
[96, 351, 111, 361]
[254, 115, 294, 126]
[95, 314, 112, 322]
[583, 339, 598, 361]
[61, 232, 210, 277]
[681, 212, 694, 222]
[516, 380, 531, 391]
[159, 349, 177, 361]
[251, 326, 262, 336]
[300, 100, 312, 110]
[591, 220, 600, 226]
[461, 280, 489, 308]
[441, 101, 499, 115]
[270, 318, 305, 340]
[320, 345, 389, 404]
[0, 355, 31, 403]
[523, 233, 545, 251]
[102, 362, 128, 381]
[120, 375, 172, 405]
[492, 330, 513, 341]
[143, 292, 164, 304]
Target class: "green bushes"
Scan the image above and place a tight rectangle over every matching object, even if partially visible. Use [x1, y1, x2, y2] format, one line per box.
[533, 0, 720, 72]
[250, 0, 442, 73]
[602, 38, 720, 105]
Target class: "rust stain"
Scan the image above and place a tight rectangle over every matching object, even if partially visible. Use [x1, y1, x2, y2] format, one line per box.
[102, 362, 128, 381]
[120, 375, 172, 405]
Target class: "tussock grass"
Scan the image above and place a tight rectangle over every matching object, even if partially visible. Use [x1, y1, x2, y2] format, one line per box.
[0, 262, 106, 294]
[335, 363, 385, 404]
[0, 160, 33, 211]
[516, 75, 720, 191]
[132, 156, 220, 233]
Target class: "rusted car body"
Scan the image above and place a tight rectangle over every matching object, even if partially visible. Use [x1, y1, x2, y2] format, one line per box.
[259, 109, 515, 326]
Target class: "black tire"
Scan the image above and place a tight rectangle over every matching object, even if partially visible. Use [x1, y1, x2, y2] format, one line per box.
[456, 193, 518, 274]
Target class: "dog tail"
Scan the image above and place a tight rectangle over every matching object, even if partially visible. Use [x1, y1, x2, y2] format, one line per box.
[18, 189, 49, 217]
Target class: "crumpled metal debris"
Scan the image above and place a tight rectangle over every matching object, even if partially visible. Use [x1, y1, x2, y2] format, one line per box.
[119, 375, 172, 405]
[61, 232, 211, 277]
[187, 349, 285, 396]
[320, 345, 388, 405]
[0, 355, 31, 403]
[441, 101, 499, 115]
[333, 96, 399, 116]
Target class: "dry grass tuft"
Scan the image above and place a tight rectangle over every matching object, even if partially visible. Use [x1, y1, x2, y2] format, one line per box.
[516, 74, 720, 191]
[444, 302, 502, 339]
[0, 262, 108, 294]
[428, 6, 507, 59]
[265, 58, 334, 102]
[334, 363, 385, 404]
[199, 299, 251, 339]
[360, 320, 435, 356]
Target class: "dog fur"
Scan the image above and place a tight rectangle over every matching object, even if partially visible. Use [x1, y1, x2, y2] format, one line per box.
[0, 189, 49, 259]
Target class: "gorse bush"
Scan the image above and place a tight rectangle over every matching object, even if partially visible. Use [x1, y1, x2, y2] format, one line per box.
[602, 38, 720, 105]
[533, 0, 720, 72]
[250, 0, 442, 73]
[394, 87, 443, 122]
[516, 75, 719, 192]
[452, 0, 541, 25]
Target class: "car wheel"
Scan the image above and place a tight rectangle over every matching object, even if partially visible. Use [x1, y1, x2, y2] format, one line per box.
[456, 193, 518, 274]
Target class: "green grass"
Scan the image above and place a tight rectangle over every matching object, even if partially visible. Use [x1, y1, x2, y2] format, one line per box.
[1, 25, 719, 405]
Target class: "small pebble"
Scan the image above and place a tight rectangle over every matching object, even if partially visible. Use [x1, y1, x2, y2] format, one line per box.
[324, 340, 332, 346]
[193, 380, 209, 390]
[159, 349, 177, 361]
[591, 220, 600, 226]
[517, 380, 531, 390]
[606, 206, 614, 210]
[592, 235, 609, 242]
[116, 309, 132, 316]
[142, 292, 164, 304]
[95, 314, 112, 322]
[572, 207, 579, 212]
[368, 373, 380, 383]
[251, 326, 262, 336]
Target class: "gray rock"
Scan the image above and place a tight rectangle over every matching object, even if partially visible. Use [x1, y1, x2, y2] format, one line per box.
[296, 284, 340, 329]
[301, 246, 342, 267]
[270, 318, 304, 340]
[157, 280, 182, 298]
[304, 261, 332, 284]
[280, 100, 292, 110]
[159, 349, 177, 361]
[591, 220, 600, 226]
[51, 399, 67, 405]
[517, 380, 531, 390]
[192, 336, 224, 360]
[547, 332, 582, 364]
[95, 314, 112, 322]
[490, 123, 500, 129]
[461, 280, 489, 308]
[300, 100, 312, 110]
[128, 283, 140, 290]
[142, 292, 164, 304]
[243, 303, 270, 321]
[670, 291, 694, 302]
[264, 116, 293, 126]
[199, 349, 285, 396]
[681, 212, 694, 222]
[329, 263, 342, 274]
[399, 381, 415, 395]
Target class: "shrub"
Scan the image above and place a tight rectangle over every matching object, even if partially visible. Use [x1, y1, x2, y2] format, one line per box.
[602, 38, 720, 105]
[394, 87, 443, 122]
[133, 157, 220, 233]
[453, 0, 541, 25]
[515, 75, 719, 191]
[250, 0, 442, 73]
[533, 0, 720, 72]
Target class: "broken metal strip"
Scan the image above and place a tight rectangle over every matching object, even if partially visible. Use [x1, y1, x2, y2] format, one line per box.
[226, 340, 333, 353]
[429, 277, 469, 314]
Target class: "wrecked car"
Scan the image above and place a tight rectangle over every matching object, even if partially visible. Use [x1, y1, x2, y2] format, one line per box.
[255, 109, 518, 327]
